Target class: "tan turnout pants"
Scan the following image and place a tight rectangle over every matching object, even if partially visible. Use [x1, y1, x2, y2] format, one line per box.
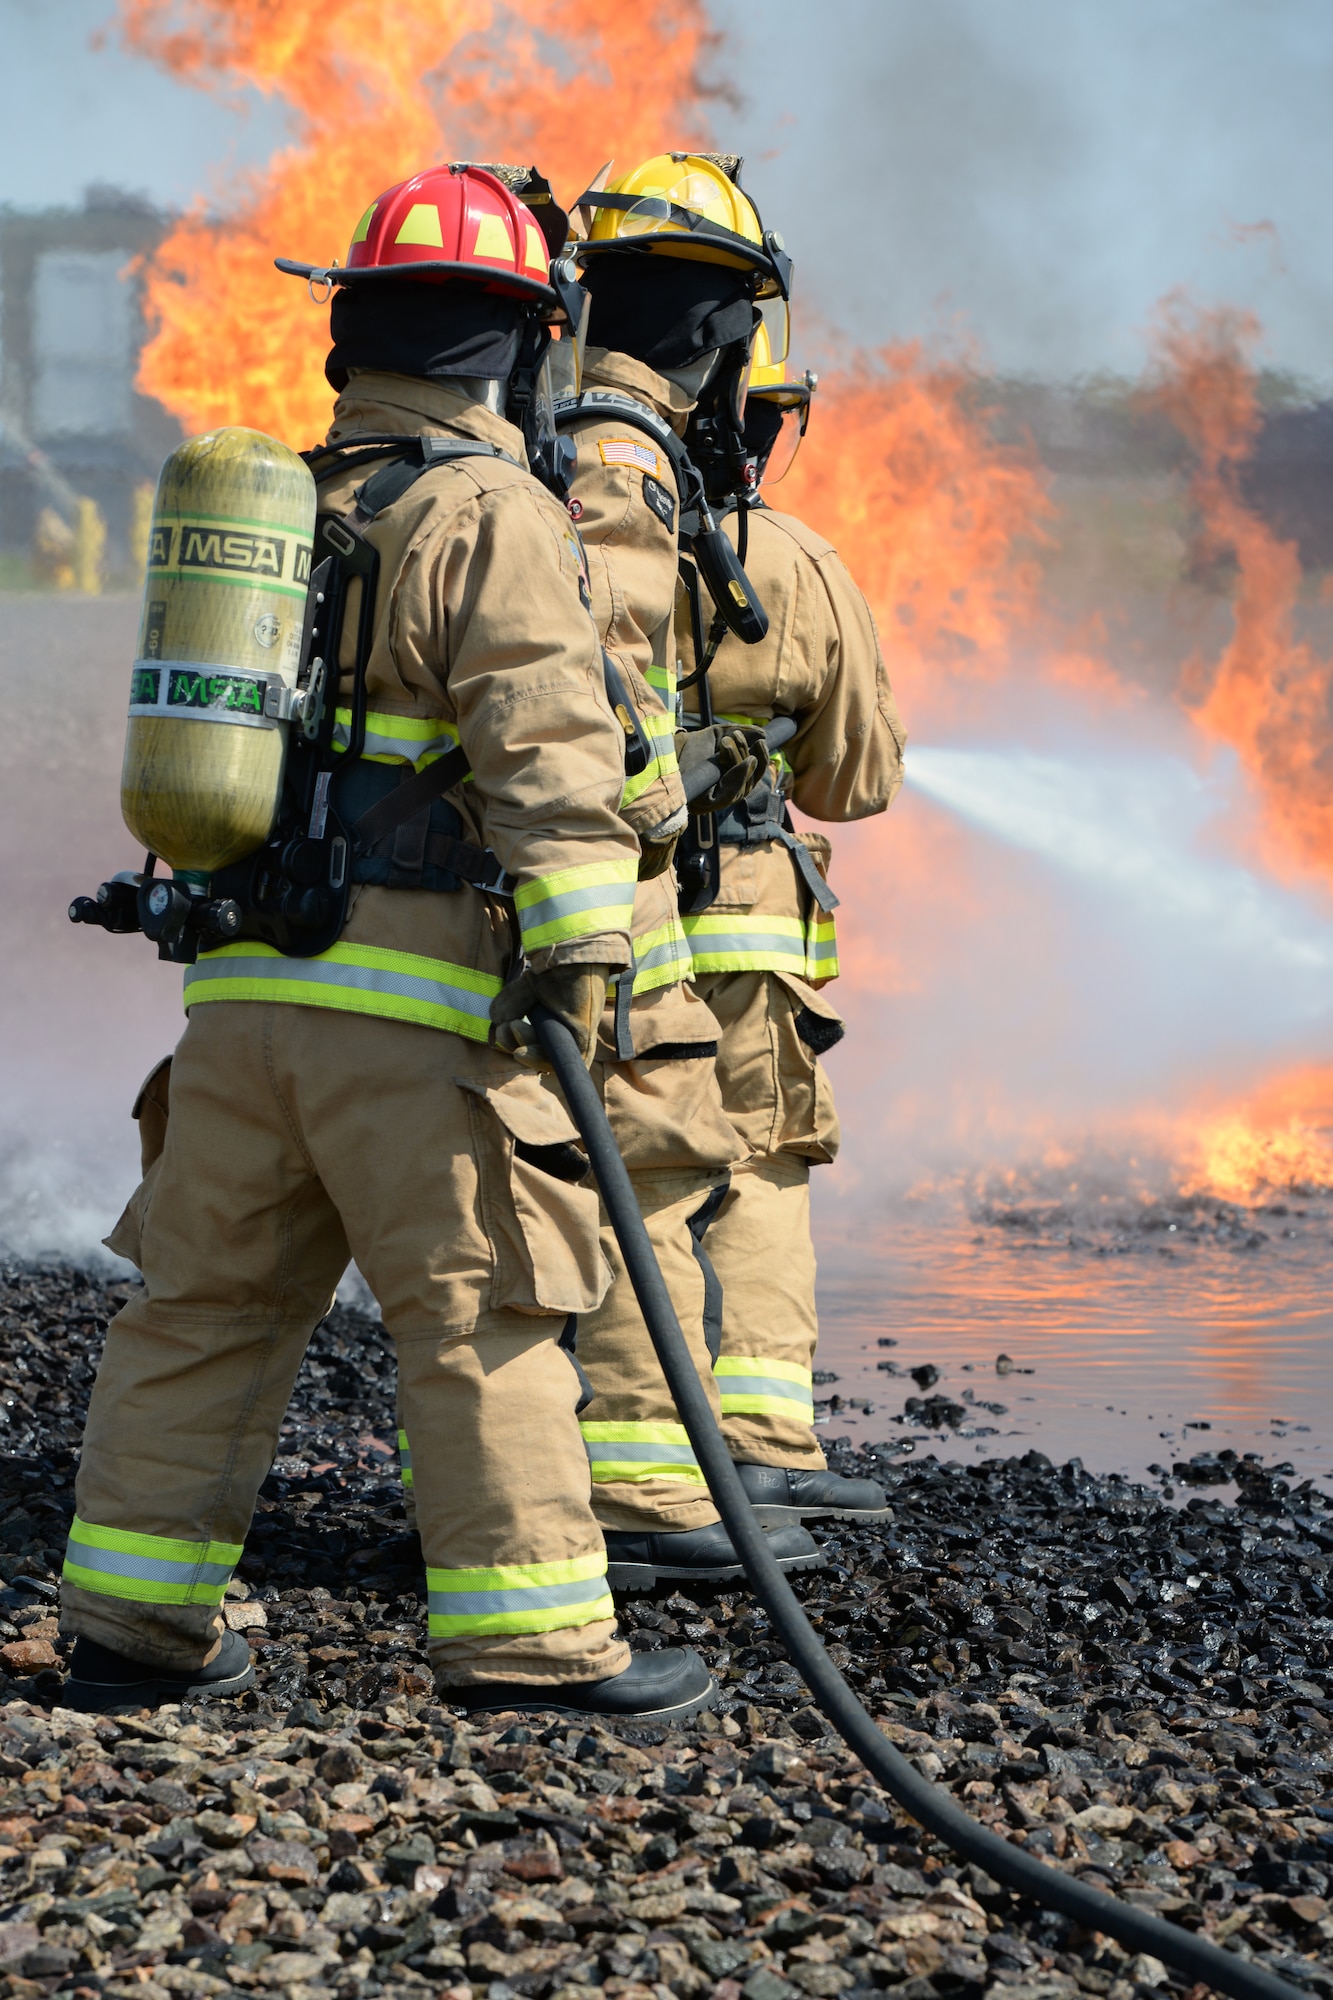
[568, 982, 742, 1534]
[63, 1001, 627, 1689]
[692, 969, 843, 1470]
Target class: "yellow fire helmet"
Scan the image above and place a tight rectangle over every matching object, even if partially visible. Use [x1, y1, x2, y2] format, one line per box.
[743, 339, 817, 486]
[576, 152, 792, 303]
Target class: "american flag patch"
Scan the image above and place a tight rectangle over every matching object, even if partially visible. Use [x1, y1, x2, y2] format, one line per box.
[598, 438, 667, 481]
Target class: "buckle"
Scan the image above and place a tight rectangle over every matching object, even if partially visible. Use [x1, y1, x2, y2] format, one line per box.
[262, 680, 300, 721]
[473, 850, 514, 898]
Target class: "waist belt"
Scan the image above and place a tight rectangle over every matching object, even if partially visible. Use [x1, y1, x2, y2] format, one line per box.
[338, 756, 513, 898]
[713, 774, 839, 914]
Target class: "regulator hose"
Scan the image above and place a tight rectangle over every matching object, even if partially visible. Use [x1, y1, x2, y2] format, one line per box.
[534, 1009, 1301, 2000]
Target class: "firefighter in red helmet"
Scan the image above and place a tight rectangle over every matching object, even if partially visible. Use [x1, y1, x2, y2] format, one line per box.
[57, 164, 715, 1725]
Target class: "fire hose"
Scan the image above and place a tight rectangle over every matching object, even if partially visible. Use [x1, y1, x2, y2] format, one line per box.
[532, 736, 1302, 2000]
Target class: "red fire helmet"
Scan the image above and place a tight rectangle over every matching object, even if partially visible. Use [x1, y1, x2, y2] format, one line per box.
[276, 164, 556, 305]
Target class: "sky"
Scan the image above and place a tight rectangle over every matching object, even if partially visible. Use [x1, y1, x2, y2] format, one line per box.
[2, 0, 1332, 381]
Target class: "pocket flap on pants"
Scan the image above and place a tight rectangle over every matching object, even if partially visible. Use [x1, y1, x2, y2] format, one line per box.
[458, 1072, 611, 1316]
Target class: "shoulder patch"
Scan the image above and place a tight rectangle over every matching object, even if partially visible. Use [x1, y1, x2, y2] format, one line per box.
[641, 474, 676, 535]
[598, 437, 669, 483]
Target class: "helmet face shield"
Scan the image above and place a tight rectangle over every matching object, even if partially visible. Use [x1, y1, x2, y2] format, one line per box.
[742, 368, 815, 485]
[756, 297, 790, 367]
[759, 401, 808, 483]
[548, 255, 590, 395]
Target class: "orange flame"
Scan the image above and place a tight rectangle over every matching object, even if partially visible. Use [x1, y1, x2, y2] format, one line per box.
[121, 4, 1052, 695]
[1184, 1065, 1333, 1203]
[782, 346, 1052, 706]
[1147, 294, 1333, 884]
[118, 0, 711, 440]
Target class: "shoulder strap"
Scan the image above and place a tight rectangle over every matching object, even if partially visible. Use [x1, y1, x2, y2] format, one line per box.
[349, 745, 474, 847]
[303, 434, 523, 522]
[554, 392, 695, 507]
[356, 440, 522, 520]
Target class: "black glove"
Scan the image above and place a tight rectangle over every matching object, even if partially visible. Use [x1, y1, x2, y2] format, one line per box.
[637, 805, 687, 880]
[676, 723, 770, 815]
[491, 964, 613, 1069]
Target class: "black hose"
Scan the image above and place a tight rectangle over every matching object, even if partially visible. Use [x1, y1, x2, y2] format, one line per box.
[680, 714, 798, 806]
[534, 1009, 1301, 2000]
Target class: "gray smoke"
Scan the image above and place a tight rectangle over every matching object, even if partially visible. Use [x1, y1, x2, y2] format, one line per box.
[708, 0, 1333, 380]
[0, 596, 182, 1260]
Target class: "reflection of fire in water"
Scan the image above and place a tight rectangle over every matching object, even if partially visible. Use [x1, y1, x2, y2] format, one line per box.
[117, 3, 1333, 1215]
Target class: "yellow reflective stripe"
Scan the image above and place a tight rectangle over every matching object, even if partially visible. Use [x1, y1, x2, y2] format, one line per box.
[331, 706, 463, 770]
[714, 1356, 815, 1420]
[183, 941, 502, 1041]
[683, 911, 838, 983]
[427, 1551, 613, 1637]
[63, 1516, 241, 1607]
[807, 914, 839, 980]
[620, 917, 691, 996]
[515, 859, 637, 950]
[397, 1427, 413, 1490]
[580, 1420, 706, 1486]
[645, 660, 677, 707]
[682, 912, 806, 976]
[621, 709, 680, 809]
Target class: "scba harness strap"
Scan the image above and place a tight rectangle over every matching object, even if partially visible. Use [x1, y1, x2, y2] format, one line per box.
[676, 717, 839, 917]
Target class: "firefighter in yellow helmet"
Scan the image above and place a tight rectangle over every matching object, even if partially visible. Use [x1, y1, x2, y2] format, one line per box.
[676, 340, 908, 1519]
[56, 164, 715, 1724]
[549, 153, 821, 1587]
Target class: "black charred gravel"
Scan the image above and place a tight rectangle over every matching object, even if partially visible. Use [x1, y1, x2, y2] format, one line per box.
[1, 1262, 1332, 1999]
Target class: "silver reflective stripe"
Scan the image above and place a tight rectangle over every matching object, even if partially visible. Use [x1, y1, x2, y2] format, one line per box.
[518, 880, 632, 932]
[332, 718, 460, 765]
[65, 1539, 233, 1589]
[687, 929, 806, 960]
[428, 1575, 610, 1618]
[717, 1373, 812, 1403]
[634, 934, 690, 978]
[184, 953, 494, 1023]
[583, 1439, 699, 1465]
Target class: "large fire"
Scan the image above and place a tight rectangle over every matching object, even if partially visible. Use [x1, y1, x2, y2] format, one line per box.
[1138, 301, 1333, 1203]
[116, 3, 1330, 1215]
[781, 349, 1050, 712]
[118, 0, 711, 440]
[1148, 295, 1333, 886]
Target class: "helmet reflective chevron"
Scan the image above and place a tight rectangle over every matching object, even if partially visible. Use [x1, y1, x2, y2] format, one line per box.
[276, 163, 556, 306]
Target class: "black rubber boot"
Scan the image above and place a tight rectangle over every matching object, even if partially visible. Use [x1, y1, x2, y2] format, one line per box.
[443, 1646, 716, 1724]
[63, 1628, 256, 1714]
[604, 1519, 824, 1591]
[734, 1462, 893, 1524]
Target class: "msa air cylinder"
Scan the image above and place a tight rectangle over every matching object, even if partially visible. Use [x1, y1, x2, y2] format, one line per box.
[121, 428, 316, 872]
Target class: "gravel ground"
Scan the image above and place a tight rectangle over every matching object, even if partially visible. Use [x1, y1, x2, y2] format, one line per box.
[1, 1261, 1332, 2000]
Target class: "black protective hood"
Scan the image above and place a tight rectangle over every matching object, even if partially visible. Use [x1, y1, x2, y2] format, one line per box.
[325, 280, 530, 391]
[581, 258, 756, 372]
